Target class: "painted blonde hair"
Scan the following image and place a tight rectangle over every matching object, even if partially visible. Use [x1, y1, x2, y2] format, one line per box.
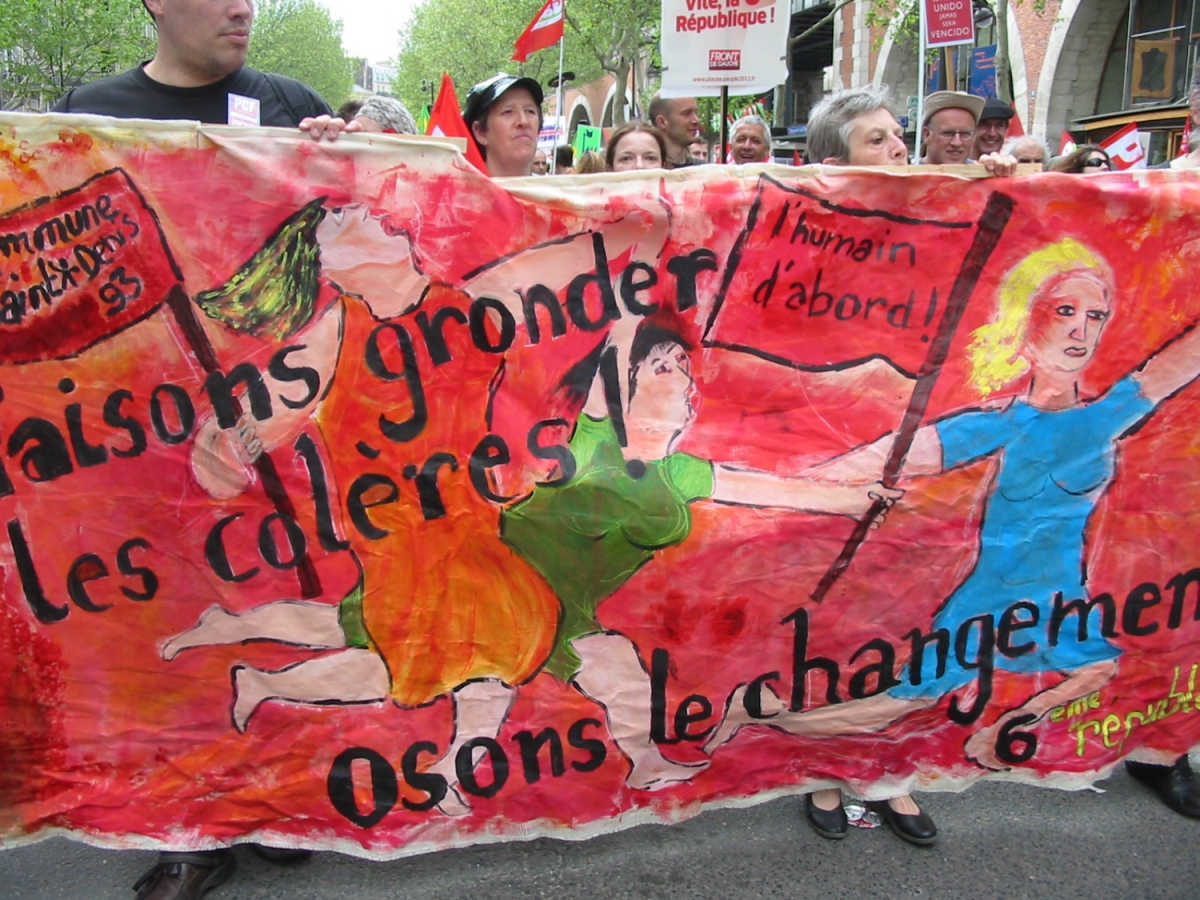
[966, 238, 1113, 395]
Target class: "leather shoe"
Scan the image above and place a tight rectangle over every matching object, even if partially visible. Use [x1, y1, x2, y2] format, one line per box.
[132, 850, 235, 900]
[869, 800, 938, 846]
[804, 793, 848, 840]
[1126, 756, 1200, 818]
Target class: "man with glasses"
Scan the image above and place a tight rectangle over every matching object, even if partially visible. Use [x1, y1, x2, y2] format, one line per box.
[920, 91, 985, 165]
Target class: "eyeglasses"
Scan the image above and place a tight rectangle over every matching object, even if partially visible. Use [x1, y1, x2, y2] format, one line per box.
[934, 130, 975, 142]
[1083, 157, 1112, 169]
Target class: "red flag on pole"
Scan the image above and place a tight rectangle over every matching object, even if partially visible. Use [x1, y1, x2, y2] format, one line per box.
[1101, 122, 1147, 170]
[512, 0, 564, 63]
[426, 72, 488, 174]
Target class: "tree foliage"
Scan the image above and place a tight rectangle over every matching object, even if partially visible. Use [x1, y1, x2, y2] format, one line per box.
[864, 0, 1047, 104]
[1, 0, 154, 110]
[247, 0, 355, 108]
[395, 0, 658, 130]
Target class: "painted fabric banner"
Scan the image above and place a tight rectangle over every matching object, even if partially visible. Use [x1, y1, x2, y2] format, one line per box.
[3, 113, 1200, 859]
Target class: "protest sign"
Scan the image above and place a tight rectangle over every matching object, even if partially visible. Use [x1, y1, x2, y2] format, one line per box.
[659, 0, 789, 96]
[3, 114, 1200, 858]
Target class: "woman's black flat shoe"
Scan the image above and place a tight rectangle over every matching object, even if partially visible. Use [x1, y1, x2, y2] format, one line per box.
[869, 800, 938, 846]
[805, 794, 848, 840]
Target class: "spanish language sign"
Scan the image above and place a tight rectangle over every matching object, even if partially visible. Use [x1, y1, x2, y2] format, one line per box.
[2, 113, 1200, 860]
[659, 0, 789, 96]
[924, 0, 977, 48]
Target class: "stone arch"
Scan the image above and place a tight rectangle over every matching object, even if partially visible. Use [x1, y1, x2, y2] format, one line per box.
[568, 97, 591, 142]
[1036, 0, 1129, 140]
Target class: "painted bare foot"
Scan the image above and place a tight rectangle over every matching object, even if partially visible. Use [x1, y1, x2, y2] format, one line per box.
[627, 755, 710, 791]
[161, 606, 234, 661]
[434, 784, 473, 818]
[703, 681, 788, 754]
[231, 665, 270, 733]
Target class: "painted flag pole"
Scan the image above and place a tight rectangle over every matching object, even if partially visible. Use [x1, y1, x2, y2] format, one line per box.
[810, 191, 1016, 603]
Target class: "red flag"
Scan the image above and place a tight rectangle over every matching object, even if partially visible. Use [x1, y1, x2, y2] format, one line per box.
[1007, 108, 1025, 138]
[1101, 122, 1146, 170]
[426, 73, 488, 174]
[1059, 130, 1077, 155]
[0, 169, 182, 364]
[512, 0, 564, 63]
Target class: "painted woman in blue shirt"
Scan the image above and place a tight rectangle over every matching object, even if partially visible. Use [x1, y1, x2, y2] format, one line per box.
[708, 237, 1200, 772]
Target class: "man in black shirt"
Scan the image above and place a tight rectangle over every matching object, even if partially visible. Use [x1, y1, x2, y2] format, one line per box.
[54, 0, 351, 138]
[52, 2, 353, 898]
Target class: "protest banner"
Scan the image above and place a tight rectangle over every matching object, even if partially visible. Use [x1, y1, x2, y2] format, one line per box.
[2, 113, 1200, 859]
[658, 0, 788, 96]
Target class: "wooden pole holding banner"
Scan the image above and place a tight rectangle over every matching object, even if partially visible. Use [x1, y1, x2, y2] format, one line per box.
[809, 191, 1015, 603]
[165, 285, 323, 599]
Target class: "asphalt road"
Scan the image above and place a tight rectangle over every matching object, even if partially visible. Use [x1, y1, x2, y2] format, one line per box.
[2, 760, 1198, 900]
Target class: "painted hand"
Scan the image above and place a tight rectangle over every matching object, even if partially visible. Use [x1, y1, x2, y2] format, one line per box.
[190, 413, 262, 500]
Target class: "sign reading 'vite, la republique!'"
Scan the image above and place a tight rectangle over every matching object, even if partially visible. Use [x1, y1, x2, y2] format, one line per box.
[659, 0, 790, 96]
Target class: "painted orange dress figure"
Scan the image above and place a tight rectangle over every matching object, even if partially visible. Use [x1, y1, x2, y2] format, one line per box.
[166, 196, 899, 814]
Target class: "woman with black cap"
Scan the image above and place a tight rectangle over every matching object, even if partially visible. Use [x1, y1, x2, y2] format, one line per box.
[463, 72, 544, 177]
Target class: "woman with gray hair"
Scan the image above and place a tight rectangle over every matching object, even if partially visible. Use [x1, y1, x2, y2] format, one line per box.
[806, 87, 909, 166]
[353, 95, 417, 135]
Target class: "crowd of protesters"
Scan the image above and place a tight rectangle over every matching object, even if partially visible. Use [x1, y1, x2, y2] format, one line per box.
[35, 0, 1200, 894]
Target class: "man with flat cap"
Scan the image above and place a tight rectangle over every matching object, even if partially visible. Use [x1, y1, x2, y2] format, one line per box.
[973, 96, 1016, 160]
[920, 90, 986, 165]
[463, 73, 544, 177]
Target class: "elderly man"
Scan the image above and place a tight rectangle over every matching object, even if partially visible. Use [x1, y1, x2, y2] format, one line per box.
[973, 96, 1015, 159]
[648, 92, 703, 168]
[920, 90, 985, 165]
[532, 149, 549, 175]
[730, 114, 772, 164]
[1002, 135, 1047, 169]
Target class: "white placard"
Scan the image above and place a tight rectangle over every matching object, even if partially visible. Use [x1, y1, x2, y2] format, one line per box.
[659, 0, 789, 97]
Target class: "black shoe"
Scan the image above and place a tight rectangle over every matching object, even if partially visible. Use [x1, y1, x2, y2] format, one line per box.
[132, 850, 235, 900]
[249, 844, 314, 863]
[869, 800, 938, 846]
[1126, 756, 1200, 818]
[804, 793, 848, 840]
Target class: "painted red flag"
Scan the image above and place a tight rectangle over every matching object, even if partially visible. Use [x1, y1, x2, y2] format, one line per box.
[512, 0, 564, 63]
[702, 175, 991, 379]
[426, 72, 488, 174]
[0, 169, 181, 364]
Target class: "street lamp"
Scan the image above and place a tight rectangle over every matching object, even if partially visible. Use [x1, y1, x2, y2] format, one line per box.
[420, 79, 436, 109]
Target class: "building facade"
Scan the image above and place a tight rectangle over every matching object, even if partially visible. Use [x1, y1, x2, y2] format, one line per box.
[814, 0, 1198, 164]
